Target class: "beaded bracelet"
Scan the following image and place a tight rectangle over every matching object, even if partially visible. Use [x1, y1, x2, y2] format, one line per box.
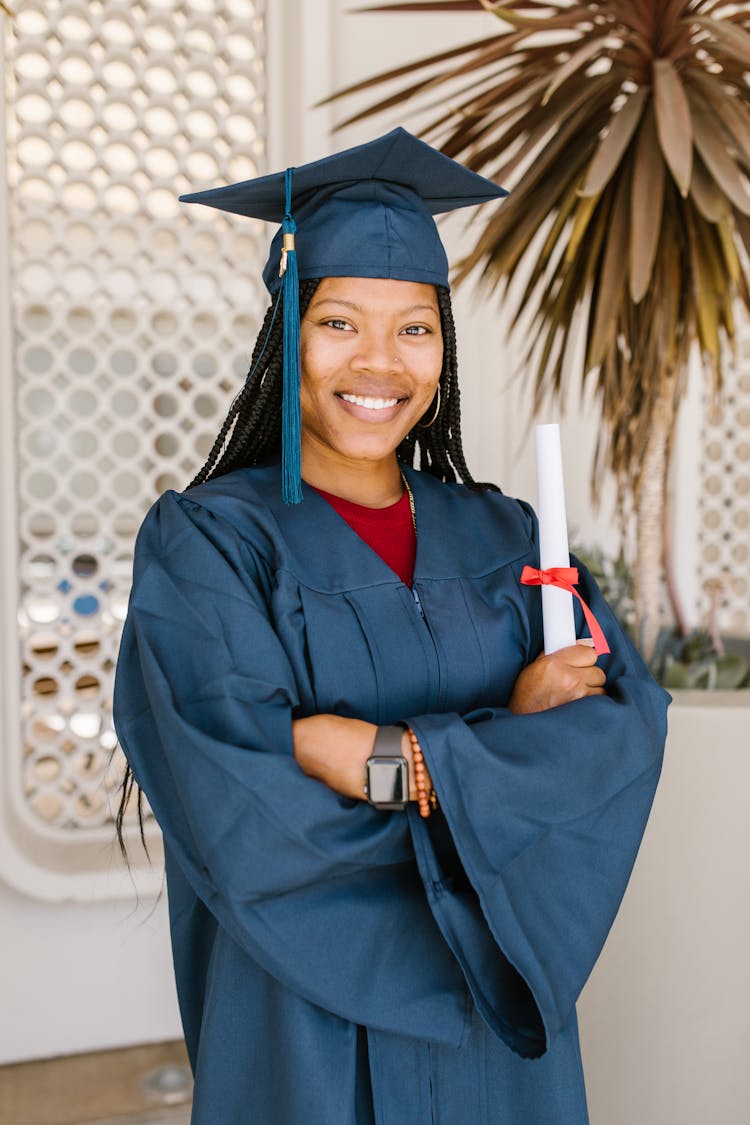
[407, 726, 438, 819]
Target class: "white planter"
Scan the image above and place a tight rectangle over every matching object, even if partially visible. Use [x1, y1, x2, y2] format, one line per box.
[578, 691, 750, 1124]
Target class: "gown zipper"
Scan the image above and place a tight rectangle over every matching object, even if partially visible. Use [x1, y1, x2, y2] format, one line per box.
[410, 583, 444, 709]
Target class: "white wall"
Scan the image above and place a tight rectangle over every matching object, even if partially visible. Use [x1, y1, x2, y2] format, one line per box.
[579, 695, 750, 1124]
[0, 880, 180, 1063]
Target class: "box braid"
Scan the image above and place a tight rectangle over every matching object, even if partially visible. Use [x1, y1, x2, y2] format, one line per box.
[186, 278, 320, 487]
[398, 286, 498, 492]
[116, 280, 496, 859]
[185, 280, 497, 492]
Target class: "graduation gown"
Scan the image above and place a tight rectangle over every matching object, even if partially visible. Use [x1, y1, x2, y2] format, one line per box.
[113, 460, 669, 1124]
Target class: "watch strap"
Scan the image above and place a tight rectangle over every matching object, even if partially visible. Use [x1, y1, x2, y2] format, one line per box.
[369, 723, 406, 759]
[365, 724, 408, 811]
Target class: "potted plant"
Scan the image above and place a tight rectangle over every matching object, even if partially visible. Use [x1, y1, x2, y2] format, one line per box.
[330, 9, 750, 1115]
[329, 0, 750, 662]
[576, 544, 749, 687]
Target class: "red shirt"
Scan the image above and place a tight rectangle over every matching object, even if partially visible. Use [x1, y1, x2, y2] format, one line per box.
[313, 486, 416, 587]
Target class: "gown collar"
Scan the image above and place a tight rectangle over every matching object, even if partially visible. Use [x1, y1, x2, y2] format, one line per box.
[225, 460, 533, 594]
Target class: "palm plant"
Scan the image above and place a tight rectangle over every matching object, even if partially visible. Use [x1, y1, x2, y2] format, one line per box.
[329, 0, 750, 659]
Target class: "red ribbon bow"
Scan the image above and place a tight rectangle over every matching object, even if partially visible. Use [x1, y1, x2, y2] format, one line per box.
[520, 565, 610, 655]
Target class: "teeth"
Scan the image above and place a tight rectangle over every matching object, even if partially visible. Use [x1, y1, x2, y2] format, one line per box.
[339, 394, 400, 410]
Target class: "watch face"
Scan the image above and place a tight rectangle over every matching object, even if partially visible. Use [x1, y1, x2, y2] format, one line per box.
[367, 759, 408, 805]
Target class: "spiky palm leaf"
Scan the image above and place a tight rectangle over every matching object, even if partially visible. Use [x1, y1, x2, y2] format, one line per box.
[328, 0, 750, 656]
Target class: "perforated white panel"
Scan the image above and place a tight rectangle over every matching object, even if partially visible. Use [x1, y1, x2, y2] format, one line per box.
[8, 0, 267, 831]
[697, 323, 750, 636]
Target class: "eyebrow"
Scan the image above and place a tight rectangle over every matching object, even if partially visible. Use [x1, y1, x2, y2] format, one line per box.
[309, 297, 439, 316]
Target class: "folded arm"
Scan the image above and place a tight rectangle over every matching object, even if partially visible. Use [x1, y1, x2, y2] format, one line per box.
[294, 639, 606, 801]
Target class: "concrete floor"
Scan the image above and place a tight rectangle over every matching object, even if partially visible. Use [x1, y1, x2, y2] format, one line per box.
[0, 1041, 192, 1125]
[87, 1111, 191, 1125]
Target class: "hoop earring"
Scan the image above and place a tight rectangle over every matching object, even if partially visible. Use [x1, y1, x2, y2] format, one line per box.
[419, 384, 441, 429]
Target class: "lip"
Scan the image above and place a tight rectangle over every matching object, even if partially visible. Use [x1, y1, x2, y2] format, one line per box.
[335, 392, 408, 424]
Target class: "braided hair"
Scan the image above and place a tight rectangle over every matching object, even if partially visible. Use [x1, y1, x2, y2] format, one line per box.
[396, 285, 494, 489]
[116, 279, 496, 859]
[185, 279, 495, 491]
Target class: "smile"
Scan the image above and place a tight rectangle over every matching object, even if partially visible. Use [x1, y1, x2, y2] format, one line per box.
[338, 393, 402, 411]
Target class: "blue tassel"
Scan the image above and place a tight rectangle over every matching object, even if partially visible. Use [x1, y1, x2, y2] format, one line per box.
[281, 167, 303, 504]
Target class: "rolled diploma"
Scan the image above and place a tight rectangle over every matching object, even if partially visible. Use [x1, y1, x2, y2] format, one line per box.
[535, 423, 576, 654]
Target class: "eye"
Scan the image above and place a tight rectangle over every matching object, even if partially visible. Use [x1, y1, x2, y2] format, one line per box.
[400, 324, 431, 336]
[322, 318, 354, 331]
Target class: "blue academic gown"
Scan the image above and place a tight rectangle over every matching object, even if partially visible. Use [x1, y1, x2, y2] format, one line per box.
[113, 460, 669, 1124]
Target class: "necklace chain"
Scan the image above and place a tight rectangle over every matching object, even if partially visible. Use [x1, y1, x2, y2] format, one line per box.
[400, 472, 417, 534]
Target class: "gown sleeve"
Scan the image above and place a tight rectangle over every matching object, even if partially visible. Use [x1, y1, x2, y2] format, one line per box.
[115, 487, 668, 1060]
[113, 490, 472, 1046]
[406, 548, 669, 1059]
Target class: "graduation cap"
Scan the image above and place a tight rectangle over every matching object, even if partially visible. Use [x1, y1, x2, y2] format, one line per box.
[180, 128, 507, 503]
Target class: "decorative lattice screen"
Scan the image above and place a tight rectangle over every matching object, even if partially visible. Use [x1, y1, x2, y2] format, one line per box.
[697, 327, 750, 636]
[8, 0, 267, 832]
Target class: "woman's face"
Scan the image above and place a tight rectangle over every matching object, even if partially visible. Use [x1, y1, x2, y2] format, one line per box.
[299, 276, 443, 472]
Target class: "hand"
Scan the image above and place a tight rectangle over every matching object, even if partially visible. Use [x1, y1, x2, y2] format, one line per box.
[508, 640, 606, 715]
[292, 715, 433, 803]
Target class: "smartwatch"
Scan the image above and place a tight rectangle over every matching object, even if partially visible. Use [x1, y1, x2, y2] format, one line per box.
[364, 724, 408, 811]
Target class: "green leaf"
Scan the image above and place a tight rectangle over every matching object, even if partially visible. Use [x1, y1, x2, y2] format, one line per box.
[693, 16, 750, 68]
[715, 654, 750, 691]
[734, 211, 750, 261]
[565, 192, 600, 265]
[477, 4, 552, 27]
[358, 2, 499, 12]
[542, 36, 611, 106]
[630, 103, 665, 302]
[686, 210, 721, 358]
[688, 74, 750, 167]
[716, 216, 741, 284]
[662, 660, 691, 689]
[615, 0, 654, 40]
[653, 58, 693, 196]
[328, 0, 750, 545]
[503, 94, 611, 211]
[587, 171, 630, 368]
[580, 86, 648, 197]
[539, 182, 580, 266]
[686, 659, 717, 690]
[692, 105, 750, 216]
[491, 72, 617, 186]
[663, 0, 692, 26]
[690, 152, 726, 222]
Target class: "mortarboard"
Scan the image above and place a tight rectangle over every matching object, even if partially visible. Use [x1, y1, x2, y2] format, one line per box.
[179, 128, 507, 503]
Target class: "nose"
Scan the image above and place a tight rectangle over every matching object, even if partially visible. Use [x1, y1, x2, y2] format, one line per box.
[351, 328, 398, 373]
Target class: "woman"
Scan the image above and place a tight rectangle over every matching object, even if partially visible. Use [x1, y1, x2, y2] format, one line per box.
[114, 129, 669, 1124]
